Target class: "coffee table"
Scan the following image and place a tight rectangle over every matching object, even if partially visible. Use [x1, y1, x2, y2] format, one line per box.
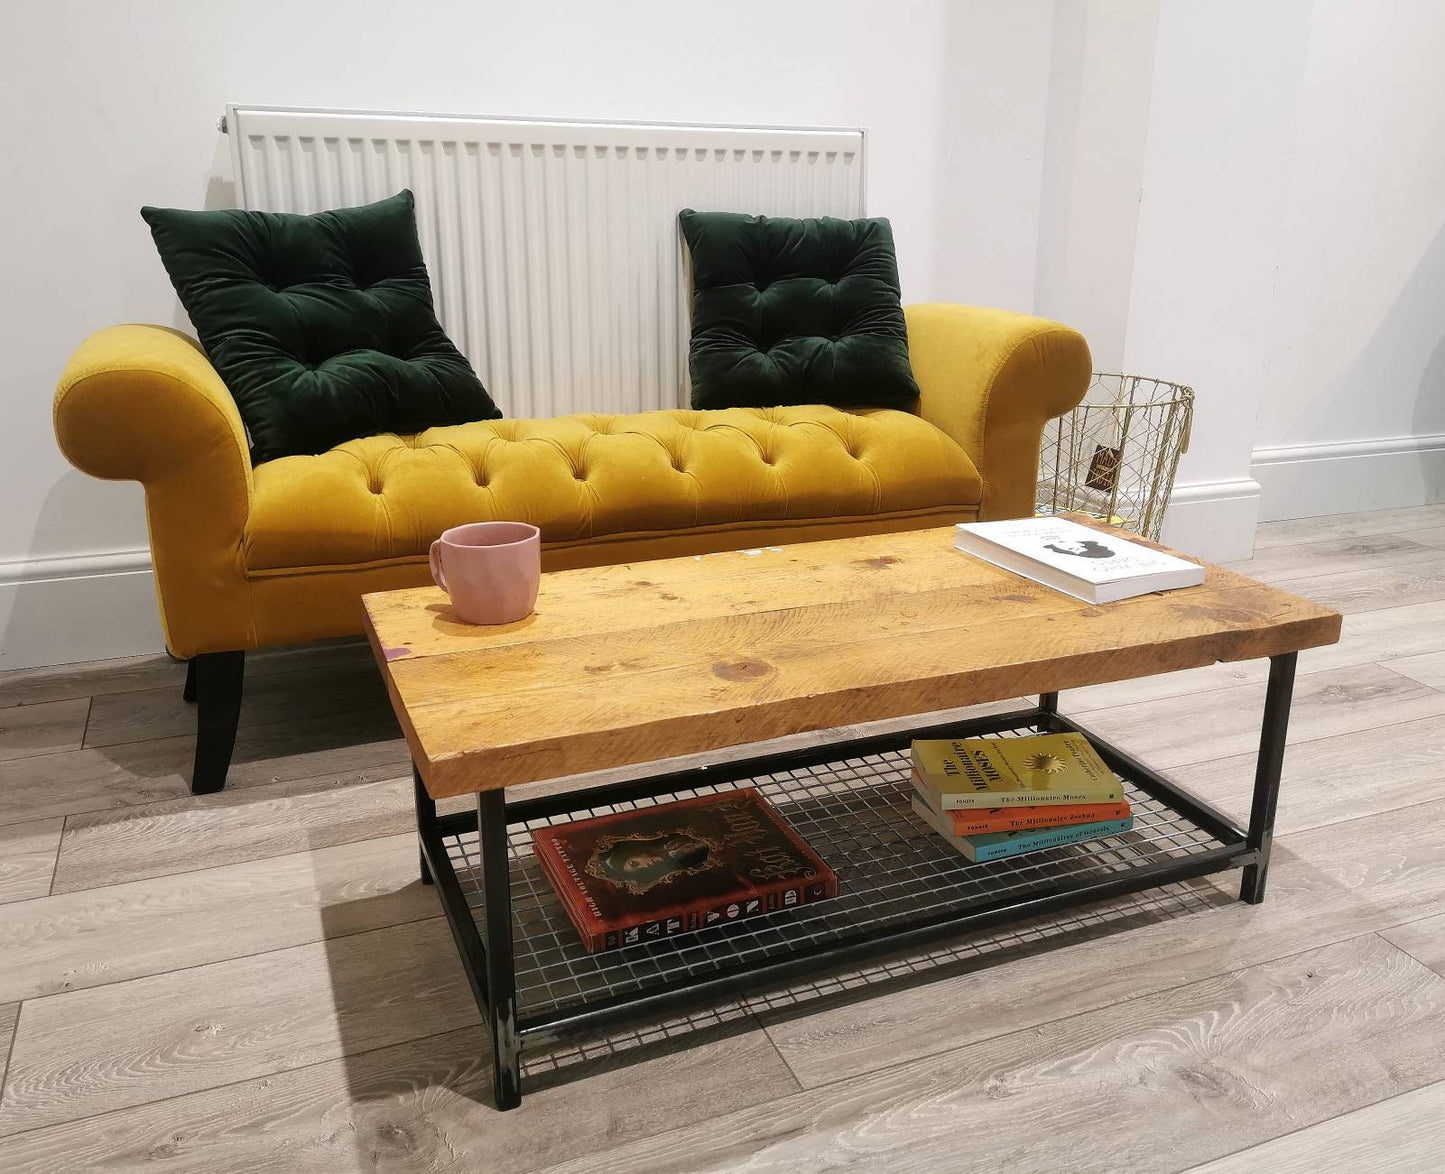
[363, 522, 1340, 1110]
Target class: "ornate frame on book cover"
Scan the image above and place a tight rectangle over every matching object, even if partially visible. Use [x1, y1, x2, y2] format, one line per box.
[411, 654, 1294, 1111]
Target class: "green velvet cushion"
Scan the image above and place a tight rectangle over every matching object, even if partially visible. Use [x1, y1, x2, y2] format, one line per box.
[679, 210, 920, 411]
[141, 190, 500, 463]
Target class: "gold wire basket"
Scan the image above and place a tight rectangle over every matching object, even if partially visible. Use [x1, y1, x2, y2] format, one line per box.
[1037, 373, 1194, 541]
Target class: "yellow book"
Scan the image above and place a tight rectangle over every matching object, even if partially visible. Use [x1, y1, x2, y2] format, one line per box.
[911, 732, 1122, 811]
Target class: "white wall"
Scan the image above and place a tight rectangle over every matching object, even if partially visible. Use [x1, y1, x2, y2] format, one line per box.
[1251, 0, 1445, 519]
[1126, 0, 1445, 538]
[1124, 0, 1315, 559]
[1032, 0, 1318, 560]
[1034, 0, 1159, 372]
[1035, 1, 1445, 556]
[0, 0, 1055, 668]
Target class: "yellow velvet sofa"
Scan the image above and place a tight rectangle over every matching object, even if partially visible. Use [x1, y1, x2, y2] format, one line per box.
[54, 302, 1090, 791]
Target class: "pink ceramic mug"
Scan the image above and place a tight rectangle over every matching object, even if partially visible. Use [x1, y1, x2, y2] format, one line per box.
[428, 521, 541, 625]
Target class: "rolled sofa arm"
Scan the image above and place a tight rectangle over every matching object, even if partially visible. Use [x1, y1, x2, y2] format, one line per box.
[904, 304, 1091, 520]
[54, 325, 256, 657]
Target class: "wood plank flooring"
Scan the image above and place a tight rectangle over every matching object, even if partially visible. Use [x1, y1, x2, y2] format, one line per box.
[1190, 1079, 1445, 1174]
[0, 698, 89, 762]
[0, 506, 1442, 1171]
[0, 820, 62, 904]
[547, 937, 1445, 1173]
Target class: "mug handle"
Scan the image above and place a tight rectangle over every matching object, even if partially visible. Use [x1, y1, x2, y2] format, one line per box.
[429, 540, 448, 594]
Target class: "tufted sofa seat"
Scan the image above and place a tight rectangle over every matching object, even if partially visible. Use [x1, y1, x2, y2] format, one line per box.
[244, 406, 981, 573]
[55, 301, 1089, 792]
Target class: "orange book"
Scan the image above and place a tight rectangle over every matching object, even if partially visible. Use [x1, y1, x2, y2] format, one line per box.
[926, 792, 1130, 835]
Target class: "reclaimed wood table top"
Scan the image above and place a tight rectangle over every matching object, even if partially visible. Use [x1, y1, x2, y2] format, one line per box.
[363, 522, 1342, 798]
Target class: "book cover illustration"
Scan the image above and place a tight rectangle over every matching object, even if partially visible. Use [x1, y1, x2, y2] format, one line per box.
[912, 732, 1123, 810]
[911, 796, 1134, 863]
[531, 788, 839, 954]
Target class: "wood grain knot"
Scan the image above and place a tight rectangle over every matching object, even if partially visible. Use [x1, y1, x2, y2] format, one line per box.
[631, 579, 656, 588]
[995, 593, 1033, 603]
[584, 658, 645, 675]
[855, 555, 900, 569]
[1174, 603, 1257, 624]
[712, 659, 775, 682]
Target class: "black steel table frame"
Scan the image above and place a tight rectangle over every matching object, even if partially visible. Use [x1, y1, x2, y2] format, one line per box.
[413, 651, 1297, 1111]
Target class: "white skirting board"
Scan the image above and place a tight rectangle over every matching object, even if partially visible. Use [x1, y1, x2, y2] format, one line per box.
[1160, 478, 1262, 563]
[1252, 433, 1445, 522]
[0, 552, 164, 671]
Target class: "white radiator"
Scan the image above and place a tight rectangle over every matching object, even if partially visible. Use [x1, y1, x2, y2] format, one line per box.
[226, 106, 866, 418]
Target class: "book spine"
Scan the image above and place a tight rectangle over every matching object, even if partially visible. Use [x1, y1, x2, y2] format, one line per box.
[602, 871, 837, 950]
[532, 836, 611, 952]
[947, 802, 1130, 834]
[973, 817, 1135, 862]
[937, 788, 1122, 811]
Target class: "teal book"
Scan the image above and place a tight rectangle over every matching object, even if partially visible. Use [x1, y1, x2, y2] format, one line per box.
[911, 796, 1133, 863]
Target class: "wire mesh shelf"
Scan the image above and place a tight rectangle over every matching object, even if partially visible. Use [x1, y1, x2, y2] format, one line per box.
[1037, 373, 1194, 540]
[442, 715, 1233, 1023]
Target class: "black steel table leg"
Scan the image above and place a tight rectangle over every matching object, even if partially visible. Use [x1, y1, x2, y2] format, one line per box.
[1241, 652, 1297, 904]
[413, 768, 522, 1108]
[1038, 691, 1059, 716]
[478, 789, 523, 1110]
[413, 766, 436, 885]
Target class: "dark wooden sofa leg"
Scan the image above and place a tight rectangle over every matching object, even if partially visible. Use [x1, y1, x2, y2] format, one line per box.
[182, 658, 198, 703]
[191, 651, 246, 795]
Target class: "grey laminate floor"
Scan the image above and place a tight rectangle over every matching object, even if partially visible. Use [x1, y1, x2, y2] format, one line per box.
[2, 507, 1445, 1171]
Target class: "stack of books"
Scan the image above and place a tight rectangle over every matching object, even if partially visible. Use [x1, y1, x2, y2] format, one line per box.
[909, 732, 1133, 862]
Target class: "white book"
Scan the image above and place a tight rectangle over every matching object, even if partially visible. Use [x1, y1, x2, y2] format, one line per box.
[955, 518, 1204, 604]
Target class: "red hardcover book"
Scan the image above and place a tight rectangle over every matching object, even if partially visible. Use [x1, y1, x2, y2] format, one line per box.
[531, 788, 839, 953]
